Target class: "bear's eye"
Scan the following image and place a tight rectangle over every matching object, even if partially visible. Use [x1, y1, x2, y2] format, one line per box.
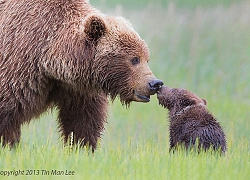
[131, 57, 140, 65]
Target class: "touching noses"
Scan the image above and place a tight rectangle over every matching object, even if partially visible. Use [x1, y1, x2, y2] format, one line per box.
[149, 79, 164, 93]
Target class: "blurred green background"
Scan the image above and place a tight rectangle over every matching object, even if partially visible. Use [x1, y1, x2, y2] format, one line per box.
[91, 0, 246, 9]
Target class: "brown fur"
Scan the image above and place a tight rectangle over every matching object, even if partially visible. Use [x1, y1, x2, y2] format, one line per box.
[157, 86, 226, 154]
[0, 1, 5, 11]
[0, 0, 163, 151]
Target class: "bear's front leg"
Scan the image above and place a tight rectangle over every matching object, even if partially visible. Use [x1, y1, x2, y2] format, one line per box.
[56, 90, 108, 152]
[0, 110, 22, 147]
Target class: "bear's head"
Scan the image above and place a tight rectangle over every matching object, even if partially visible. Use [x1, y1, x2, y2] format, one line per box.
[157, 86, 206, 115]
[83, 14, 163, 105]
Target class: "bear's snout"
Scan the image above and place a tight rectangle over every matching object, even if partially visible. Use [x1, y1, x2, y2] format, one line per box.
[148, 79, 164, 93]
[156, 85, 171, 96]
[156, 86, 172, 106]
[132, 79, 163, 103]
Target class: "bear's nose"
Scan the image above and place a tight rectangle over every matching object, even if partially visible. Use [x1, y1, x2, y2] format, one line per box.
[149, 79, 164, 92]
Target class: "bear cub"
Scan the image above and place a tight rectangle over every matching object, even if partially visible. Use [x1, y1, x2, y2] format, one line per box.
[157, 86, 226, 154]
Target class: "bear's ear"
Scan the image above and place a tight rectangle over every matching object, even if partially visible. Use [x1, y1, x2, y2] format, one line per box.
[202, 98, 207, 105]
[84, 14, 107, 41]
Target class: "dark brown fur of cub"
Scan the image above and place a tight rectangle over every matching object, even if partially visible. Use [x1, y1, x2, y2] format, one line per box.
[157, 86, 226, 154]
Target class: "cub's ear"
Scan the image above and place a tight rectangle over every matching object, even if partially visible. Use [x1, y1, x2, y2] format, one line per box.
[202, 98, 207, 105]
[84, 14, 107, 41]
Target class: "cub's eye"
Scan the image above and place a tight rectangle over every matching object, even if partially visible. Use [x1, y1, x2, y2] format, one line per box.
[131, 57, 140, 65]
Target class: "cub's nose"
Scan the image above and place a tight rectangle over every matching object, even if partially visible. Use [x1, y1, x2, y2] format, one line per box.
[149, 79, 164, 92]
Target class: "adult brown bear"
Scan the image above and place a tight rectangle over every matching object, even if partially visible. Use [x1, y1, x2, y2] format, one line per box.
[0, 0, 163, 151]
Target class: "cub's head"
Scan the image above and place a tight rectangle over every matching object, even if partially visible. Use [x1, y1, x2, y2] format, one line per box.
[84, 14, 163, 105]
[157, 86, 206, 113]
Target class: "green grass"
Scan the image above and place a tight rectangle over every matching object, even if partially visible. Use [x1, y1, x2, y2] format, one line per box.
[1, 1, 250, 180]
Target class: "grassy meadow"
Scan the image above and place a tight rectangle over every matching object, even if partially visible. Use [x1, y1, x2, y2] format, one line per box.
[1, 0, 250, 179]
